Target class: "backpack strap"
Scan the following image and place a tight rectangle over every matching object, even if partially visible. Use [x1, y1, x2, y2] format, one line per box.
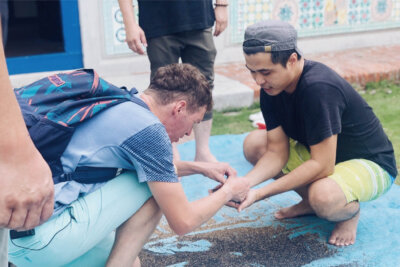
[54, 167, 124, 184]
[129, 88, 150, 110]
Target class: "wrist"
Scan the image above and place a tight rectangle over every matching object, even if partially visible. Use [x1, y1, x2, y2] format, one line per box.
[220, 183, 233, 202]
[215, 1, 228, 7]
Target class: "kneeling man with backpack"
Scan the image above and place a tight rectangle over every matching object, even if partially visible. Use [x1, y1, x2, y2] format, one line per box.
[8, 64, 249, 267]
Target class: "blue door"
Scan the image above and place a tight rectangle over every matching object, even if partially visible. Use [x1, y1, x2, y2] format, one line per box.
[5, 0, 82, 75]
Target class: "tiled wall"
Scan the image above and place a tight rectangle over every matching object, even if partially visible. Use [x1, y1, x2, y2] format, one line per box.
[230, 0, 400, 43]
[102, 0, 400, 55]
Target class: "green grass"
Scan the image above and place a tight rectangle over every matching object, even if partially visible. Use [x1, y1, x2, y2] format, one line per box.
[211, 103, 261, 135]
[211, 80, 400, 184]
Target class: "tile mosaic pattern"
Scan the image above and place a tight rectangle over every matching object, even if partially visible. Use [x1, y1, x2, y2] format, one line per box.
[102, 0, 400, 55]
[230, 0, 400, 43]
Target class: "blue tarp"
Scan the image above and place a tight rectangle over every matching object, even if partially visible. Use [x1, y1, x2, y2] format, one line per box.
[142, 134, 400, 267]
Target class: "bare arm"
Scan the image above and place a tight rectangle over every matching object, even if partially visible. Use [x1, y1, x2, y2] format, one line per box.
[0, 25, 54, 230]
[175, 161, 237, 184]
[118, 0, 147, 54]
[148, 175, 249, 236]
[244, 126, 290, 187]
[239, 135, 337, 210]
[213, 0, 229, 36]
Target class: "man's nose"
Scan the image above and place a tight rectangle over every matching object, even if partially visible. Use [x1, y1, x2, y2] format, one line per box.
[254, 72, 265, 85]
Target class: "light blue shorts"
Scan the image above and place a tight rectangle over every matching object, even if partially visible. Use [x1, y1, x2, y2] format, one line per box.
[8, 171, 152, 267]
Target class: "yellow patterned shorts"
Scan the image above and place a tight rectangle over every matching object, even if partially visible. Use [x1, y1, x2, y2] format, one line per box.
[282, 139, 395, 203]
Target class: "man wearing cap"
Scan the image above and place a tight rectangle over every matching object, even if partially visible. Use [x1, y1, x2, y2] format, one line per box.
[235, 20, 397, 247]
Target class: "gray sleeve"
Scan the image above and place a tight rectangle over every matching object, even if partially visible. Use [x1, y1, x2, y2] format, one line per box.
[121, 123, 179, 183]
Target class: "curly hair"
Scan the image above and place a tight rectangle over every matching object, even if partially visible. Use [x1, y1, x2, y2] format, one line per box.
[146, 63, 212, 113]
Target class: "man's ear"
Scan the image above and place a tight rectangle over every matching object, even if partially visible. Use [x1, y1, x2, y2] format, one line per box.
[173, 100, 187, 115]
[288, 52, 298, 66]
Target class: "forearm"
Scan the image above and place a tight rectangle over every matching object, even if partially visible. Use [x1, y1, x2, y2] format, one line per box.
[175, 161, 205, 177]
[164, 185, 233, 236]
[184, 186, 233, 234]
[255, 159, 328, 201]
[245, 150, 287, 187]
[0, 34, 35, 161]
[118, 0, 138, 28]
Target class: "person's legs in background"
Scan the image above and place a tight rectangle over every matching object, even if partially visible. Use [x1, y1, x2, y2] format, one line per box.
[147, 30, 218, 163]
[147, 35, 183, 162]
[181, 28, 217, 162]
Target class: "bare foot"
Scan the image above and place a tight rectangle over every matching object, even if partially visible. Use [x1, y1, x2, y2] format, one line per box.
[274, 200, 315, 219]
[195, 151, 218, 163]
[329, 211, 360, 246]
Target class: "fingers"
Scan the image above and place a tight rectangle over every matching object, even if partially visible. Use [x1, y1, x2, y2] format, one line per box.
[40, 196, 54, 225]
[127, 39, 145, 55]
[225, 201, 240, 209]
[225, 166, 237, 178]
[213, 173, 226, 184]
[127, 30, 147, 54]
[214, 23, 221, 36]
[238, 199, 251, 212]
[7, 206, 28, 230]
[214, 22, 228, 36]
[0, 205, 12, 228]
[140, 32, 148, 49]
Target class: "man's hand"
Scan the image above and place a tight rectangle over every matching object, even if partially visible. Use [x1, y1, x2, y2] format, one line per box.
[125, 23, 147, 55]
[214, 5, 228, 36]
[0, 149, 54, 230]
[200, 162, 237, 184]
[221, 176, 250, 204]
[237, 189, 259, 212]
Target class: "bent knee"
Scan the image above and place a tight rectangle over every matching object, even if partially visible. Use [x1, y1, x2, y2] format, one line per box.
[308, 179, 344, 219]
[243, 130, 268, 165]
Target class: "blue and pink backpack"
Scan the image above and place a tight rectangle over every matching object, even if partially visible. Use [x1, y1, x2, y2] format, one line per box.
[15, 69, 149, 184]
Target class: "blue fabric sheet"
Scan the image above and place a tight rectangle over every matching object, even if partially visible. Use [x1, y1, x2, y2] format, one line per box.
[144, 134, 400, 267]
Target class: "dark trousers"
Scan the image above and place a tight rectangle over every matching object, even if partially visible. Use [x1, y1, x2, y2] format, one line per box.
[147, 28, 217, 120]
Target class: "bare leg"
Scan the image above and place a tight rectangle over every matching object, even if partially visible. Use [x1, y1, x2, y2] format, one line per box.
[243, 129, 268, 165]
[194, 119, 217, 162]
[106, 197, 162, 267]
[308, 178, 360, 246]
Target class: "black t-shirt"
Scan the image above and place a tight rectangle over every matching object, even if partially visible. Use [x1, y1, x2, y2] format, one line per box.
[261, 60, 397, 177]
[138, 0, 215, 39]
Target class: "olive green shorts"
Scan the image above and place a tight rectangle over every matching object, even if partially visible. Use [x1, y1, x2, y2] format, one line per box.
[282, 139, 395, 203]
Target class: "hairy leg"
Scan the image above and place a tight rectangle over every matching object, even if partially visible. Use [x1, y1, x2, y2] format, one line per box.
[106, 197, 162, 266]
[308, 178, 360, 246]
[194, 119, 217, 162]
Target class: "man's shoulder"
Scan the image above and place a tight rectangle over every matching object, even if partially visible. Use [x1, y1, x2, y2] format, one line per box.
[299, 60, 350, 92]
